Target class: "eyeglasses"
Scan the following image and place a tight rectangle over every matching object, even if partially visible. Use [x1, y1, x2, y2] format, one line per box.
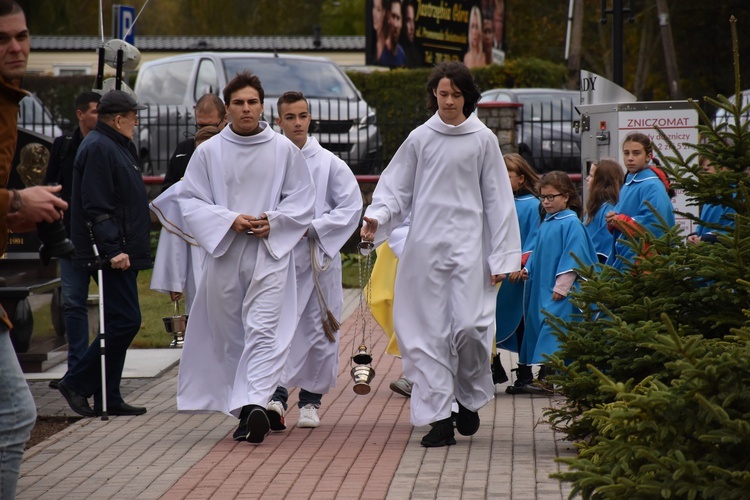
[119, 113, 139, 124]
[538, 193, 564, 202]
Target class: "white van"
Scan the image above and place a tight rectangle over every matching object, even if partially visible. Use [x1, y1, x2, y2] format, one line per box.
[134, 52, 381, 175]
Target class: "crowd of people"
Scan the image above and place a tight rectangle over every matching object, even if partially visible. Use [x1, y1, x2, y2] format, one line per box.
[0, 0, 738, 493]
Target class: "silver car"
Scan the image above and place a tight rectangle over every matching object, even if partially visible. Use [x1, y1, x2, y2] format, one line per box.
[17, 94, 63, 138]
[479, 88, 581, 173]
[134, 52, 381, 175]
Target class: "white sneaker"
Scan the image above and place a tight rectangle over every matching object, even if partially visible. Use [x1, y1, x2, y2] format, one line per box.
[267, 400, 286, 431]
[297, 404, 320, 428]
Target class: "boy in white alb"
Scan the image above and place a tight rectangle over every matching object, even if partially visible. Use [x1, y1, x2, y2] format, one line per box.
[267, 91, 362, 430]
[175, 72, 315, 445]
[361, 62, 521, 447]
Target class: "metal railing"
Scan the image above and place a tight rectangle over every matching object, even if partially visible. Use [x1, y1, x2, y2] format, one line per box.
[18, 98, 582, 176]
[514, 99, 581, 174]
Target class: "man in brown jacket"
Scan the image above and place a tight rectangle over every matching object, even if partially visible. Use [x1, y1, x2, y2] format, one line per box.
[0, 1, 68, 496]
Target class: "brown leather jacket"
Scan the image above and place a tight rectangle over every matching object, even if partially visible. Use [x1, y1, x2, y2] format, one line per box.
[0, 74, 28, 329]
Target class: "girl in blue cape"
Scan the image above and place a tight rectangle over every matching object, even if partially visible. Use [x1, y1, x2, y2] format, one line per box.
[519, 171, 597, 395]
[605, 132, 675, 270]
[493, 154, 541, 393]
[584, 158, 623, 263]
[686, 157, 737, 245]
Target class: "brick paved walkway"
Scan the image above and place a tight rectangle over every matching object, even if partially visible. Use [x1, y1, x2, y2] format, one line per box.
[20, 290, 575, 499]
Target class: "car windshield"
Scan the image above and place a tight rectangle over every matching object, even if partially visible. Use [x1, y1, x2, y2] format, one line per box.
[222, 57, 359, 100]
[516, 93, 576, 121]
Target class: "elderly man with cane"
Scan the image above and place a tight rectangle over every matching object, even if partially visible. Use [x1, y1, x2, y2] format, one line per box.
[57, 90, 152, 418]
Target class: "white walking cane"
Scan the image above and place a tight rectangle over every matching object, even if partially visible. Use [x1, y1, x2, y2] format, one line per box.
[87, 221, 108, 421]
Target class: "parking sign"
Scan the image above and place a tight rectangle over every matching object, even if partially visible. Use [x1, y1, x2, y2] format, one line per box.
[112, 4, 136, 45]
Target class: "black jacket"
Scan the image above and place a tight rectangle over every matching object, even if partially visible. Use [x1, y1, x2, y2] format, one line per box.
[43, 128, 83, 237]
[70, 121, 152, 270]
[161, 138, 195, 193]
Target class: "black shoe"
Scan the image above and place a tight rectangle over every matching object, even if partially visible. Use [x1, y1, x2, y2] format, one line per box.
[58, 379, 95, 417]
[455, 401, 480, 436]
[505, 365, 534, 395]
[234, 405, 270, 444]
[96, 402, 147, 416]
[48, 379, 60, 390]
[491, 355, 509, 385]
[420, 418, 456, 447]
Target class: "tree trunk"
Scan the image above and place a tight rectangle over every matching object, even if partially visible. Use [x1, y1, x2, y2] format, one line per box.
[656, 0, 683, 99]
[566, 0, 584, 90]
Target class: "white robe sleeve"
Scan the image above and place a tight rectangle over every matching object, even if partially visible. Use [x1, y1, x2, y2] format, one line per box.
[311, 157, 363, 259]
[178, 147, 239, 258]
[364, 136, 419, 246]
[262, 146, 316, 260]
[480, 140, 522, 275]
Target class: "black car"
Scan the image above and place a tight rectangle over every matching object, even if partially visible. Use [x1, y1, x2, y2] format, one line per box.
[479, 88, 581, 173]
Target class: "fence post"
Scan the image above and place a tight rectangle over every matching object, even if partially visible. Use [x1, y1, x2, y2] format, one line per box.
[476, 102, 522, 155]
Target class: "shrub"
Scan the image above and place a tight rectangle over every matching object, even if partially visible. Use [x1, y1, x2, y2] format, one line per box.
[546, 18, 750, 498]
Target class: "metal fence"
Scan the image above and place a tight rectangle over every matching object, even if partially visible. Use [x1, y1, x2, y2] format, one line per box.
[513, 99, 581, 174]
[18, 98, 581, 176]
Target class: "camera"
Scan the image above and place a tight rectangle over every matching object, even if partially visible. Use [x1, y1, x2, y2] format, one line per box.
[38, 219, 75, 265]
[37, 186, 75, 265]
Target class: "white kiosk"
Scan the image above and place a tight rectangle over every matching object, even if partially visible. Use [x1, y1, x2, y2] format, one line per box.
[576, 71, 699, 234]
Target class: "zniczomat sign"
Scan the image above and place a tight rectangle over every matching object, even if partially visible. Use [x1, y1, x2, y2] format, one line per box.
[618, 105, 700, 234]
[366, 0, 505, 69]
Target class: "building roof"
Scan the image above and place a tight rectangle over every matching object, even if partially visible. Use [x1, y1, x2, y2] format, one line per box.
[31, 35, 365, 52]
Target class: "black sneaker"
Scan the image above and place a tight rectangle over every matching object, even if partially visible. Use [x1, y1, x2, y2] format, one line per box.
[420, 418, 456, 448]
[233, 404, 271, 443]
[245, 406, 270, 444]
[455, 401, 480, 436]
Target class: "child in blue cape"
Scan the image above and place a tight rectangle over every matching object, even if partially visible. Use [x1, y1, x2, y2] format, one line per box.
[493, 154, 541, 393]
[686, 157, 737, 245]
[584, 158, 624, 263]
[519, 171, 597, 395]
[605, 132, 675, 270]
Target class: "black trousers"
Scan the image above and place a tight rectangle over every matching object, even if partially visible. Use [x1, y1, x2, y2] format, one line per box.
[64, 268, 141, 408]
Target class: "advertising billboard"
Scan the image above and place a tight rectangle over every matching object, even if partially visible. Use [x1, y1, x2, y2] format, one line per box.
[366, 0, 506, 69]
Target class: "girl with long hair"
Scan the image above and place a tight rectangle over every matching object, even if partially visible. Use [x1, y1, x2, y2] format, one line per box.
[584, 158, 623, 263]
[604, 133, 675, 270]
[493, 154, 541, 394]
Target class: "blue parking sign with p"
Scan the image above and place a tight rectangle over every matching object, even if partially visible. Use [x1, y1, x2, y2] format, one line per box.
[114, 5, 136, 45]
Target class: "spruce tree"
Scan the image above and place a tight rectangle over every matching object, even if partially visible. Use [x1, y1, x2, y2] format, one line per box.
[545, 17, 750, 498]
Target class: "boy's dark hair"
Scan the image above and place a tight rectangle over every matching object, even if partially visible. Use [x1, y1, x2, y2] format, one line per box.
[74, 91, 101, 113]
[539, 170, 583, 217]
[426, 61, 481, 118]
[0, 0, 22, 16]
[223, 70, 264, 105]
[277, 91, 308, 114]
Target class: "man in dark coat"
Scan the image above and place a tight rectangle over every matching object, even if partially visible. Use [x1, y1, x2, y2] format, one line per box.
[58, 90, 152, 418]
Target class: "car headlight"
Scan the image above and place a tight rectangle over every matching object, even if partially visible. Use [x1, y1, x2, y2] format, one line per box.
[359, 111, 377, 129]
